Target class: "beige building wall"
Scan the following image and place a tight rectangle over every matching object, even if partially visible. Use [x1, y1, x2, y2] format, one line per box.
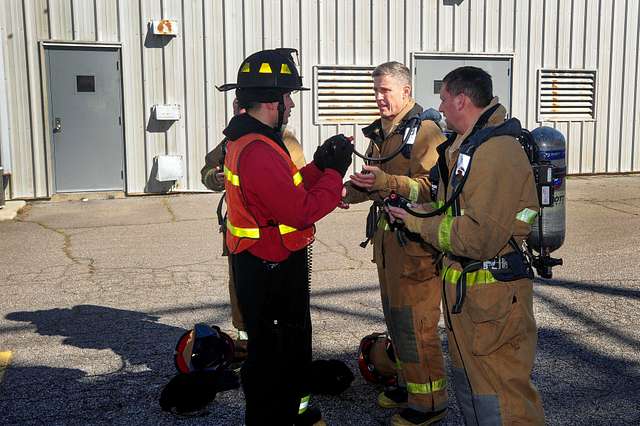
[1, 0, 638, 199]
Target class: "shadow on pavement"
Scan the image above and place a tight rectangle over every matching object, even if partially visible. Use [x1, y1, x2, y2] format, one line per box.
[1, 293, 639, 425]
[1, 304, 243, 425]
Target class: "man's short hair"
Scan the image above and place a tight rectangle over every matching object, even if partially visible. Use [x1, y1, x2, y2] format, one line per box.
[372, 61, 411, 86]
[442, 66, 493, 108]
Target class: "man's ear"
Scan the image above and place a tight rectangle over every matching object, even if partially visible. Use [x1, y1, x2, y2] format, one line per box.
[402, 85, 411, 99]
[454, 93, 466, 111]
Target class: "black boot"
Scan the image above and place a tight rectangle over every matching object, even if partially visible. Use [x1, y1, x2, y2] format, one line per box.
[295, 407, 326, 426]
[391, 407, 448, 425]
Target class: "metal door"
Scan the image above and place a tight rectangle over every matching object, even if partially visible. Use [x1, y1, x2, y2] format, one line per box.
[414, 55, 512, 116]
[45, 46, 124, 192]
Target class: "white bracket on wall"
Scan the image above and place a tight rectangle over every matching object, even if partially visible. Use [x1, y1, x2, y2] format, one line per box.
[153, 104, 181, 121]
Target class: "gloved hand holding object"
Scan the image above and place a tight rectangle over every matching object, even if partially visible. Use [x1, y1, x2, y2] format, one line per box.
[313, 134, 354, 176]
[349, 164, 390, 191]
[386, 203, 430, 235]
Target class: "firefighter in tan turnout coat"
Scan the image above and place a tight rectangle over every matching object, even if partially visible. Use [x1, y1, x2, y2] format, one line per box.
[388, 66, 545, 425]
[345, 62, 448, 426]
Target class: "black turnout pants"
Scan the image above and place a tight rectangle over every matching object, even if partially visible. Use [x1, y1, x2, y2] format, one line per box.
[232, 248, 312, 425]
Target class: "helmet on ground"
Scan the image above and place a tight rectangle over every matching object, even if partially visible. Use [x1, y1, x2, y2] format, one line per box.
[174, 324, 235, 374]
[357, 332, 398, 386]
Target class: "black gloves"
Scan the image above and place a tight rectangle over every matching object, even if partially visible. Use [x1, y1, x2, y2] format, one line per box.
[313, 134, 354, 177]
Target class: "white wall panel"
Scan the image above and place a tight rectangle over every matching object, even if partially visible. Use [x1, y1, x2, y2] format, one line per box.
[607, 0, 626, 172]
[22, 0, 47, 197]
[182, 0, 206, 190]
[594, 0, 612, 173]
[72, 0, 96, 41]
[620, 0, 639, 173]
[95, 0, 119, 41]
[3, 0, 640, 199]
[162, 0, 186, 189]
[119, 0, 146, 193]
[2, 0, 33, 197]
[48, 0, 73, 40]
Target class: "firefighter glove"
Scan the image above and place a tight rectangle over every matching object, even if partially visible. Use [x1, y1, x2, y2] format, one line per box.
[314, 134, 354, 176]
[364, 165, 390, 191]
[323, 134, 354, 176]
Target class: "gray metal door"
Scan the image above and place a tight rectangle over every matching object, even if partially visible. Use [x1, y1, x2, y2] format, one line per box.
[414, 56, 512, 116]
[46, 46, 124, 192]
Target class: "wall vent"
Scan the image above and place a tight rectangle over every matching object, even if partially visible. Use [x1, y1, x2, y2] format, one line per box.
[537, 69, 596, 120]
[313, 65, 378, 124]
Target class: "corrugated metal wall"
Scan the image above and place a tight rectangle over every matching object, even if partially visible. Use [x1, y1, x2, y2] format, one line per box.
[1, 0, 639, 199]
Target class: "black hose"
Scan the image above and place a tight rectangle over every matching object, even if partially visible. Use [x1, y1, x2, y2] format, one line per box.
[352, 116, 421, 163]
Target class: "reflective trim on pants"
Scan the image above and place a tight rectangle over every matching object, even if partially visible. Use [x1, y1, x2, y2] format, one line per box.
[406, 377, 447, 395]
[298, 395, 310, 414]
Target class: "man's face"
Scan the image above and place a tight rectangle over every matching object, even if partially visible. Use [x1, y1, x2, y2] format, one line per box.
[282, 92, 295, 125]
[373, 74, 411, 120]
[438, 84, 463, 133]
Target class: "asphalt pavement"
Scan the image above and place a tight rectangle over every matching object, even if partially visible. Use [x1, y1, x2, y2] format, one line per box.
[0, 175, 639, 425]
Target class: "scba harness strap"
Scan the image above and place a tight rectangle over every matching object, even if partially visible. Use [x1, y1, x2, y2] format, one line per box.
[430, 110, 534, 313]
[359, 106, 442, 248]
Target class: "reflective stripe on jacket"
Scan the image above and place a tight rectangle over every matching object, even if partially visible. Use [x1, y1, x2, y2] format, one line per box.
[224, 132, 315, 254]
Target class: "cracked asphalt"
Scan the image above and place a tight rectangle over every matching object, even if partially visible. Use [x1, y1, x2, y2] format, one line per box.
[1, 175, 639, 425]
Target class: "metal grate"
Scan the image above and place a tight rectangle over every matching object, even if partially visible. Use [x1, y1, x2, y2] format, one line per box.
[537, 69, 596, 120]
[313, 65, 378, 124]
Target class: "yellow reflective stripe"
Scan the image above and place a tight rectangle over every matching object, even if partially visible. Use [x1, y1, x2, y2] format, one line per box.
[378, 215, 391, 231]
[278, 224, 297, 234]
[408, 180, 420, 202]
[228, 221, 300, 237]
[406, 378, 447, 395]
[298, 395, 310, 414]
[224, 166, 240, 186]
[225, 166, 300, 187]
[226, 220, 260, 239]
[516, 207, 538, 224]
[293, 171, 303, 186]
[441, 266, 497, 287]
[395, 359, 402, 370]
[438, 216, 454, 253]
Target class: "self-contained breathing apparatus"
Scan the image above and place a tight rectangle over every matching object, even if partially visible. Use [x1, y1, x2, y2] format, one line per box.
[390, 105, 566, 314]
[356, 106, 443, 248]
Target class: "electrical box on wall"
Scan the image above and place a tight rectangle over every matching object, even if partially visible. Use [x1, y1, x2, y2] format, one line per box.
[151, 19, 178, 36]
[156, 155, 183, 181]
[153, 104, 181, 121]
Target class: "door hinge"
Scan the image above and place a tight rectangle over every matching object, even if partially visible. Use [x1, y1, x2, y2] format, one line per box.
[121, 170, 124, 180]
[116, 61, 119, 70]
[118, 116, 122, 125]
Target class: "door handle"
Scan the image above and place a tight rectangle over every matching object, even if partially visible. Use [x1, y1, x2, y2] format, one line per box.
[53, 117, 62, 133]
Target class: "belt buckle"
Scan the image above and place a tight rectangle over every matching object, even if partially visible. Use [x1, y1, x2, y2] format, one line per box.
[482, 257, 508, 271]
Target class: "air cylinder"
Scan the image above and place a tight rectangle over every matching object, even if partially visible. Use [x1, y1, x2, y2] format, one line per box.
[528, 126, 566, 253]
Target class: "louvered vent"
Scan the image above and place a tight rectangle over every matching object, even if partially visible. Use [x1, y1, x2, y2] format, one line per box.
[538, 69, 596, 120]
[313, 66, 378, 124]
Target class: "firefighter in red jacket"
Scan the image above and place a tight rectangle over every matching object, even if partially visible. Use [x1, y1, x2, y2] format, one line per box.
[217, 48, 353, 425]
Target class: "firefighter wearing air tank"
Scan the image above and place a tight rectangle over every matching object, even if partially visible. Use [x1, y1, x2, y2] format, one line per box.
[217, 49, 353, 425]
[344, 61, 449, 426]
[388, 66, 545, 425]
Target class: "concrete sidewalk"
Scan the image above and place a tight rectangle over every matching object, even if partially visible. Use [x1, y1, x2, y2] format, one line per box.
[0, 175, 639, 425]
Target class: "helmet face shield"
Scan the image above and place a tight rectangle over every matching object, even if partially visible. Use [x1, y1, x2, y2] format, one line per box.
[174, 324, 234, 374]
